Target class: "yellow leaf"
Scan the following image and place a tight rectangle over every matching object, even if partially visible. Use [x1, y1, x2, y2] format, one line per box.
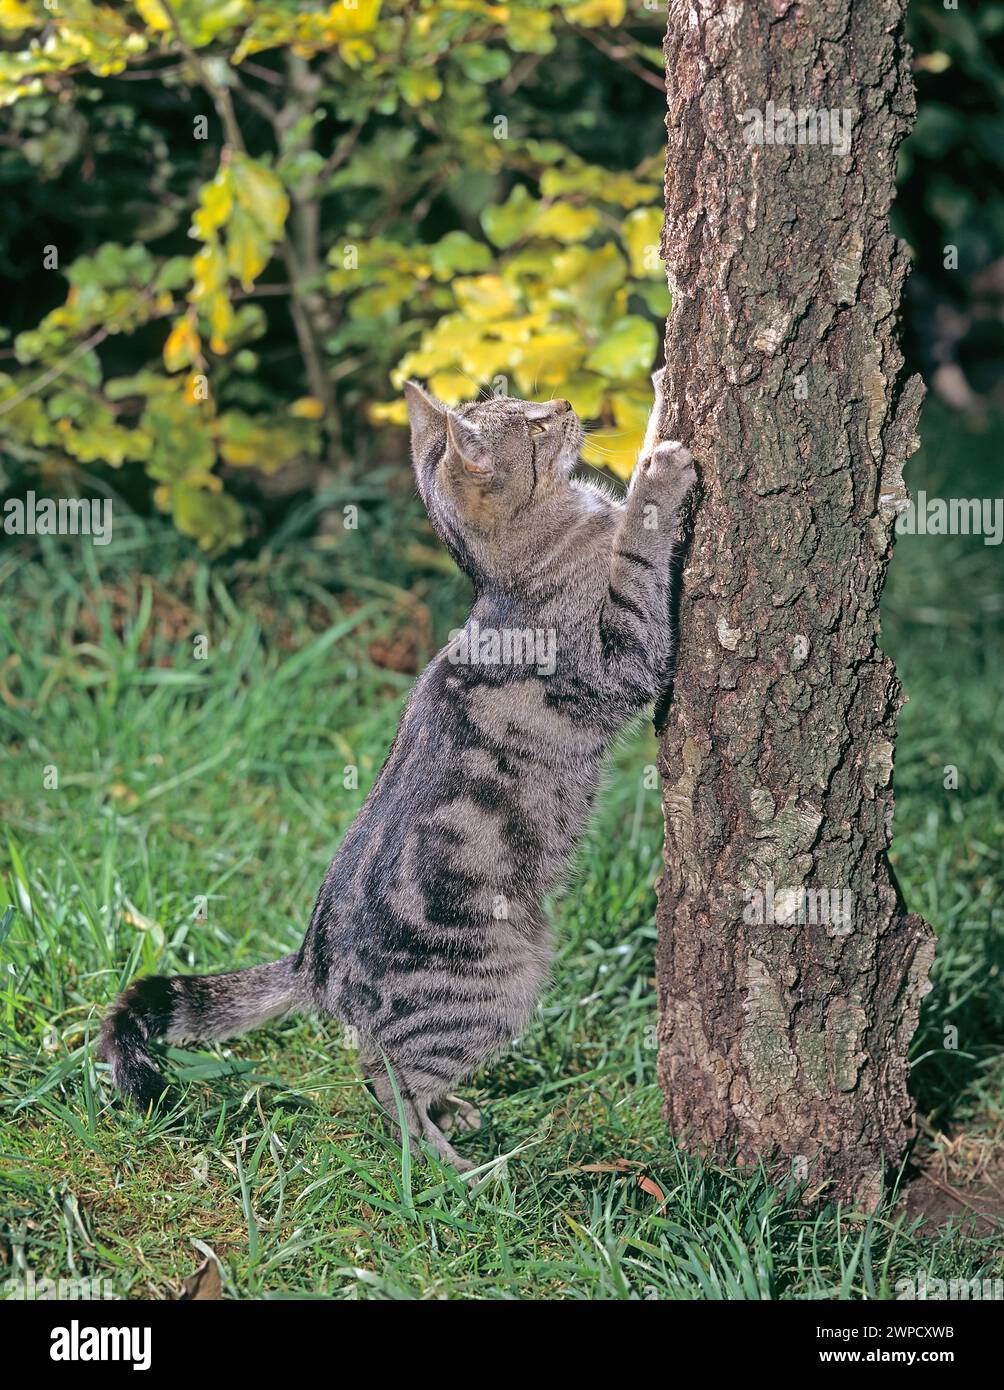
[623, 206, 664, 278]
[0, 0, 40, 32]
[290, 396, 325, 420]
[582, 426, 640, 479]
[582, 390, 649, 477]
[207, 292, 234, 355]
[340, 38, 375, 65]
[428, 370, 471, 405]
[604, 171, 659, 209]
[550, 243, 627, 303]
[512, 329, 585, 393]
[509, 8, 552, 51]
[611, 390, 651, 433]
[585, 315, 657, 378]
[394, 316, 486, 383]
[184, 372, 209, 404]
[565, 0, 626, 26]
[454, 275, 519, 322]
[348, 278, 413, 319]
[192, 171, 234, 241]
[171, 484, 244, 554]
[226, 208, 270, 290]
[192, 242, 228, 299]
[458, 338, 512, 381]
[215, 413, 265, 467]
[134, 0, 171, 32]
[532, 203, 601, 243]
[323, 0, 381, 38]
[368, 398, 408, 427]
[487, 312, 549, 341]
[163, 317, 200, 373]
[232, 156, 289, 241]
[541, 164, 657, 209]
[423, 315, 485, 354]
[915, 51, 951, 75]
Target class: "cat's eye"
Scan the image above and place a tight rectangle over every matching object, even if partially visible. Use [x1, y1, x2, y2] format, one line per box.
[530, 422, 547, 434]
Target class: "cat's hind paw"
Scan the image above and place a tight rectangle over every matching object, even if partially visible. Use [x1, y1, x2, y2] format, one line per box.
[430, 1094, 483, 1134]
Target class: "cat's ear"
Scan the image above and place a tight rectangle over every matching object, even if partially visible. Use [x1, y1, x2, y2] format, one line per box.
[404, 380, 446, 466]
[446, 412, 494, 481]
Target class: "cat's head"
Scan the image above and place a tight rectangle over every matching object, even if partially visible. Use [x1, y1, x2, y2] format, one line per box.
[403, 382, 586, 587]
[404, 381, 584, 512]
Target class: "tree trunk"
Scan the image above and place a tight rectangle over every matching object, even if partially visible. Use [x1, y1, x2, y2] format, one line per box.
[654, 0, 936, 1208]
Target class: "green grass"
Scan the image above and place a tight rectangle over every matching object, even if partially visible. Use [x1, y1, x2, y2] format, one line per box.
[1, 402, 1001, 1299]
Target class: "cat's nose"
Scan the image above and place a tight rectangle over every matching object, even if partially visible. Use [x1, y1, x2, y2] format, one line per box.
[554, 399, 571, 414]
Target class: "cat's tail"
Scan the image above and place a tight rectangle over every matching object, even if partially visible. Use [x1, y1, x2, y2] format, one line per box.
[100, 953, 304, 1111]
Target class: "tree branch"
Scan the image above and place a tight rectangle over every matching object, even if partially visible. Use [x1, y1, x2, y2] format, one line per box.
[0, 327, 109, 420]
[159, 0, 246, 152]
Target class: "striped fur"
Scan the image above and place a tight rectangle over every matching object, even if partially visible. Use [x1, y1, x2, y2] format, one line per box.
[102, 375, 695, 1171]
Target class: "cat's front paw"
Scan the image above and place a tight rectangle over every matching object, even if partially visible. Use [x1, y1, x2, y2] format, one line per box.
[641, 440, 697, 506]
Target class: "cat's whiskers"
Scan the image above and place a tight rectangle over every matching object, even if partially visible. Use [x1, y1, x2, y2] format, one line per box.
[573, 458, 616, 482]
[447, 364, 494, 402]
[579, 437, 625, 462]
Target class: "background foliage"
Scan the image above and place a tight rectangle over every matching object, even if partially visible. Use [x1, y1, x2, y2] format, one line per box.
[1, 0, 672, 552]
[1, 1, 1000, 551]
[898, 0, 1004, 412]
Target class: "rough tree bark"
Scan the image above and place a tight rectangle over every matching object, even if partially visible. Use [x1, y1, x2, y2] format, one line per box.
[654, 0, 937, 1208]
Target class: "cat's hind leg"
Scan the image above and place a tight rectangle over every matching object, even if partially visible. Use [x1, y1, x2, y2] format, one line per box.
[430, 1095, 482, 1134]
[360, 1054, 476, 1173]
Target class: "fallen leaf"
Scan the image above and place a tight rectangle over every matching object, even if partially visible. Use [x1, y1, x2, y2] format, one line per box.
[179, 1256, 222, 1300]
[638, 1174, 667, 1205]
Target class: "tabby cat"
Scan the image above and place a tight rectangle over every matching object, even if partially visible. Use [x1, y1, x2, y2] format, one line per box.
[102, 371, 696, 1171]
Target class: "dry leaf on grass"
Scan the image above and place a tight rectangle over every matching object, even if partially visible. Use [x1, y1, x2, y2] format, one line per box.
[637, 1174, 667, 1205]
[179, 1256, 222, 1300]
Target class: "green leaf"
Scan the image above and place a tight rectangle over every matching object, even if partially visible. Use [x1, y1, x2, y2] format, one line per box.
[429, 231, 493, 278]
[232, 155, 289, 241]
[481, 185, 537, 249]
[454, 45, 511, 84]
[170, 484, 244, 554]
[633, 281, 672, 316]
[585, 316, 658, 379]
[155, 256, 194, 292]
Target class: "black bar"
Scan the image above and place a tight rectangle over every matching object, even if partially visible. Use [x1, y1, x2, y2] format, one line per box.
[1, 1296, 995, 1372]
